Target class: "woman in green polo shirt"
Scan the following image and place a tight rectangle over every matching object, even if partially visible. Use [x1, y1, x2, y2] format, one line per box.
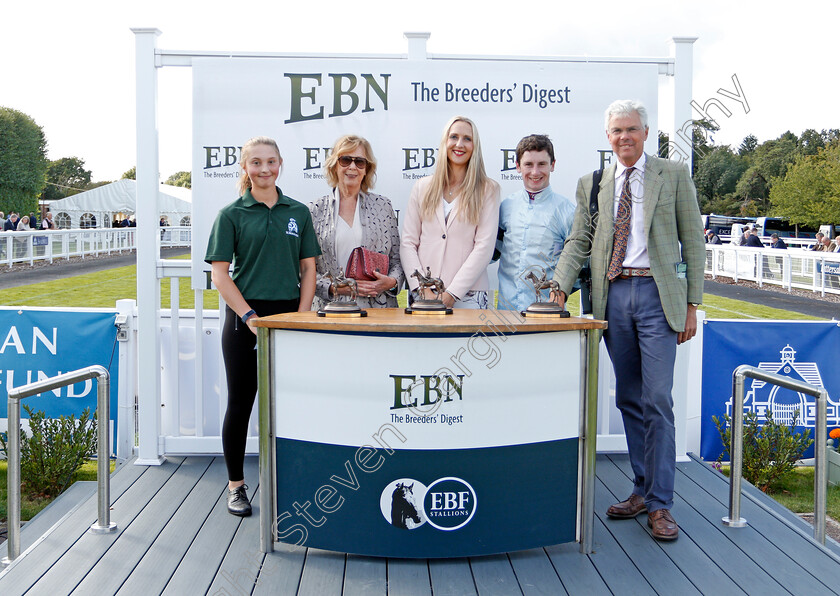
[205, 136, 321, 517]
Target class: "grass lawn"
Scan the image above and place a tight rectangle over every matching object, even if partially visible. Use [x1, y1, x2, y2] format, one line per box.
[0, 459, 115, 522]
[717, 465, 840, 522]
[0, 257, 827, 321]
[770, 467, 840, 520]
[0, 263, 219, 310]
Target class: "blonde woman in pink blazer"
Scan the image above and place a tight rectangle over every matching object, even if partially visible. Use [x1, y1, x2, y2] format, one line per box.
[400, 116, 500, 309]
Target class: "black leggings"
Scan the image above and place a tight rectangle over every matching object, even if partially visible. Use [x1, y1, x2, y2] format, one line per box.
[221, 298, 299, 482]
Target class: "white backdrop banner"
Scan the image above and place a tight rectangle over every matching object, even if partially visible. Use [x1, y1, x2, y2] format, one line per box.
[192, 56, 659, 289]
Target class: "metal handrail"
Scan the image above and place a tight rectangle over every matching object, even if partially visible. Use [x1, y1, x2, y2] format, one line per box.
[1, 365, 117, 569]
[723, 365, 828, 544]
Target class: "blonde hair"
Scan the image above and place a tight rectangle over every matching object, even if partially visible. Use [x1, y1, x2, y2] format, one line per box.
[237, 136, 283, 196]
[420, 116, 494, 225]
[324, 135, 377, 193]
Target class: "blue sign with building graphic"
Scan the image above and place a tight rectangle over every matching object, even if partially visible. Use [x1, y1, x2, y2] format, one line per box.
[701, 320, 840, 461]
[0, 308, 119, 444]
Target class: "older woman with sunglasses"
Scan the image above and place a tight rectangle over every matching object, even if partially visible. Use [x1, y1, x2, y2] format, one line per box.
[309, 135, 404, 310]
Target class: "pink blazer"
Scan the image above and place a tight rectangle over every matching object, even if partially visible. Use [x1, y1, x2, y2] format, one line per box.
[400, 176, 500, 299]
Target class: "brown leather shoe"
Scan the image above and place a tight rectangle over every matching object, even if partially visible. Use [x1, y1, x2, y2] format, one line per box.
[606, 494, 647, 519]
[648, 509, 679, 541]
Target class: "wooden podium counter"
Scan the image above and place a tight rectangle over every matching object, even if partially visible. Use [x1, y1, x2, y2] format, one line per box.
[253, 309, 606, 557]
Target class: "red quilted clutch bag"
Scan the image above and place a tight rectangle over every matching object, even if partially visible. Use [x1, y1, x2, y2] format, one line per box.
[346, 247, 389, 281]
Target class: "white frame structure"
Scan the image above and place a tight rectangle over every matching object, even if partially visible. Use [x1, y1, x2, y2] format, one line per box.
[131, 28, 697, 464]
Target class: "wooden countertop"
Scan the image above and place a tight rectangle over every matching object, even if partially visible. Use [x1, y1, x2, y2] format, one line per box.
[253, 308, 607, 334]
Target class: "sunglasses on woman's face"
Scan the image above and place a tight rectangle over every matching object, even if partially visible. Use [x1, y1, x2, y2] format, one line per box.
[338, 156, 368, 168]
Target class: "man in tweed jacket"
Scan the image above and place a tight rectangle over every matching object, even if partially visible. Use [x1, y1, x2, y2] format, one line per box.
[553, 99, 704, 541]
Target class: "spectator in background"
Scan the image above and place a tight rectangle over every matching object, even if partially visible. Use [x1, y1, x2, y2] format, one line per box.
[745, 228, 764, 248]
[16, 215, 30, 231]
[4, 213, 18, 231]
[41, 212, 54, 229]
[820, 236, 837, 252]
[706, 230, 722, 245]
[834, 235, 840, 253]
[769, 233, 787, 249]
[28, 212, 38, 229]
[810, 232, 825, 250]
[0, 211, 6, 229]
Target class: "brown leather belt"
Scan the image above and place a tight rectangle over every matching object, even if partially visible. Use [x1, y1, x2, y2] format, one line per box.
[617, 267, 651, 279]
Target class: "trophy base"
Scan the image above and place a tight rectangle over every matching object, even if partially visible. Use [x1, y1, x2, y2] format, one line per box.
[318, 301, 367, 318]
[521, 302, 570, 318]
[405, 300, 452, 315]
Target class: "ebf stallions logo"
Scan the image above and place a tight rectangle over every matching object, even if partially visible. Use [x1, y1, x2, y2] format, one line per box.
[424, 477, 477, 531]
[380, 477, 477, 532]
[287, 217, 299, 237]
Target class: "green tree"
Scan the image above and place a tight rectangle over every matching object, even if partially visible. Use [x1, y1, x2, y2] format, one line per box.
[770, 142, 840, 229]
[798, 129, 825, 156]
[657, 130, 670, 158]
[657, 119, 718, 173]
[122, 166, 136, 180]
[735, 135, 799, 213]
[41, 156, 92, 202]
[694, 146, 748, 208]
[85, 180, 112, 190]
[0, 107, 49, 214]
[165, 171, 191, 188]
[738, 134, 758, 156]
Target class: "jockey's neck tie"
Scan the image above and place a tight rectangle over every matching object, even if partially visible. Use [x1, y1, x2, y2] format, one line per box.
[608, 167, 635, 281]
[527, 191, 538, 202]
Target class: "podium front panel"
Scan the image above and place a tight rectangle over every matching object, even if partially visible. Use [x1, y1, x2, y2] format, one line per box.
[269, 326, 582, 558]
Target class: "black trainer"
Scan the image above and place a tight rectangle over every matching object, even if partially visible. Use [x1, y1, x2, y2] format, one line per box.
[227, 484, 252, 517]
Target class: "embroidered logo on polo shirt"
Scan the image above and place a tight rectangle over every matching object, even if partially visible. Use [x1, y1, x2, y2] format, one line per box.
[286, 218, 299, 237]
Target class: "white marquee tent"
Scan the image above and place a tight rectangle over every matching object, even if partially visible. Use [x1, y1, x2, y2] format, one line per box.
[47, 179, 192, 229]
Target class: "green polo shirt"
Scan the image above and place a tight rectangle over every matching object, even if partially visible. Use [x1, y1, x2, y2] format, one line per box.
[205, 187, 321, 300]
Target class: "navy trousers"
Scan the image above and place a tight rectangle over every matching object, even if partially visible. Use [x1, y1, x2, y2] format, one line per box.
[604, 276, 677, 512]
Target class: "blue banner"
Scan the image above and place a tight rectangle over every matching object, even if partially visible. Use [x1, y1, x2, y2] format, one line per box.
[0, 309, 119, 443]
[275, 437, 577, 558]
[701, 320, 840, 461]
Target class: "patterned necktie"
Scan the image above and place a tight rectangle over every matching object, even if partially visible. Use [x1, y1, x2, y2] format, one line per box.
[527, 191, 538, 202]
[608, 167, 635, 281]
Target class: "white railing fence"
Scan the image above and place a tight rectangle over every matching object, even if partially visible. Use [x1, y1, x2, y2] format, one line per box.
[705, 244, 840, 297]
[0, 227, 191, 268]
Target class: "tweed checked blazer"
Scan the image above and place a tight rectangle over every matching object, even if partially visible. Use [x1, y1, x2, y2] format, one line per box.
[554, 155, 705, 332]
[309, 190, 405, 311]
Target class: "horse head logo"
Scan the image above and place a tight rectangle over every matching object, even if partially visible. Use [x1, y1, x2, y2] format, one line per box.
[390, 482, 422, 529]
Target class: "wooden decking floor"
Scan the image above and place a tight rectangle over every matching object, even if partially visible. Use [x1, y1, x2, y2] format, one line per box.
[2, 453, 839, 595]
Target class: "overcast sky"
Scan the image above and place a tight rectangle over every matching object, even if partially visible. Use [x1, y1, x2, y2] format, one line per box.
[1, 0, 834, 183]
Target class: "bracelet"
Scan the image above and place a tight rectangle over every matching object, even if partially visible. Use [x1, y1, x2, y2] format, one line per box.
[241, 309, 257, 323]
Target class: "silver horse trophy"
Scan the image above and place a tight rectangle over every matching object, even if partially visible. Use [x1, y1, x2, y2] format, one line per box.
[522, 267, 569, 317]
[405, 267, 452, 314]
[319, 269, 366, 317]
